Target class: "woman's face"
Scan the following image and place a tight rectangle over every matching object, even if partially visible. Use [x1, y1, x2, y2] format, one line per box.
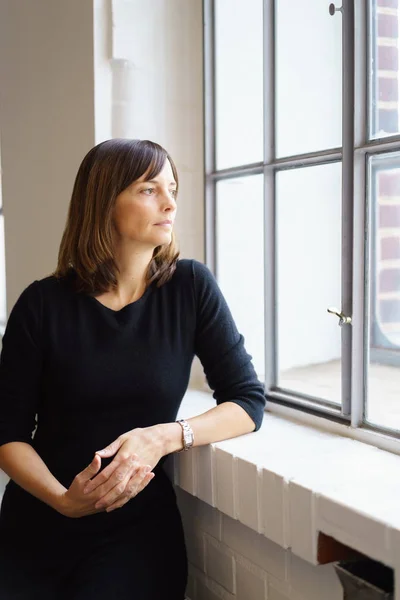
[113, 159, 177, 250]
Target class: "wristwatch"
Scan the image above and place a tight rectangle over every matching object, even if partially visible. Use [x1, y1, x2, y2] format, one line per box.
[176, 419, 194, 452]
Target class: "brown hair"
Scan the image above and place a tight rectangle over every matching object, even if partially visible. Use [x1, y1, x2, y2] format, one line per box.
[54, 138, 180, 294]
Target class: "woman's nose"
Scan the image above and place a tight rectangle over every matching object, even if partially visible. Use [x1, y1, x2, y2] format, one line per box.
[162, 191, 177, 211]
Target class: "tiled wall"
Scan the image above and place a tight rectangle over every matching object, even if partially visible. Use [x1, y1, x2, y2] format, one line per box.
[176, 487, 342, 600]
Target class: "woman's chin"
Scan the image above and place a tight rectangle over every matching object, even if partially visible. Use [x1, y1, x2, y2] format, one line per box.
[153, 231, 173, 245]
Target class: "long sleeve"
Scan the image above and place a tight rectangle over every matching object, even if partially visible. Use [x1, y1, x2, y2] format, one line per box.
[192, 260, 266, 431]
[0, 281, 43, 446]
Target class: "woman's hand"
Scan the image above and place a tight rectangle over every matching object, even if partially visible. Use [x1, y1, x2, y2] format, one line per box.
[57, 454, 154, 518]
[81, 426, 164, 513]
[57, 454, 104, 518]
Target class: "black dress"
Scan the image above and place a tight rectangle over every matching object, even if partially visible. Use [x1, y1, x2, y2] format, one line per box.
[0, 259, 265, 599]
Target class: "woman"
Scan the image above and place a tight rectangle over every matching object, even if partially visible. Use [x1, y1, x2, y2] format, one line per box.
[0, 138, 265, 599]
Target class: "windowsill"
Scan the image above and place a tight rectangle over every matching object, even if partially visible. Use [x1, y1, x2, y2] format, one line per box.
[175, 389, 400, 590]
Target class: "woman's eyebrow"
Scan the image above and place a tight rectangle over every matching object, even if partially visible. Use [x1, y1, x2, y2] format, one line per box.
[145, 179, 177, 186]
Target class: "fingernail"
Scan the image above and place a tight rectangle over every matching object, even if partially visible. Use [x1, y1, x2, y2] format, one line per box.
[96, 450, 105, 455]
[143, 465, 151, 474]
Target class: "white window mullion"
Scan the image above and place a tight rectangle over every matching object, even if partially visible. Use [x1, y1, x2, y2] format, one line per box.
[351, 0, 369, 427]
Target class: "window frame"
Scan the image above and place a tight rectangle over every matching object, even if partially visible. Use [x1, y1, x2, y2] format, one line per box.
[204, 0, 400, 439]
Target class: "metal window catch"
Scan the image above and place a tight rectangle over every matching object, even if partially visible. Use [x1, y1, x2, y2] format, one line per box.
[327, 307, 352, 326]
[329, 3, 343, 15]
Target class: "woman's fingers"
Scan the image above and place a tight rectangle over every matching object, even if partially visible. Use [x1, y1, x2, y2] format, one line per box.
[95, 437, 123, 459]
[105, 471, 155, 513]
[93, 455, 141, 500]
[83, 453, 138, 495]
[77, 455, 102, 485]
[94, 465, 153, 510]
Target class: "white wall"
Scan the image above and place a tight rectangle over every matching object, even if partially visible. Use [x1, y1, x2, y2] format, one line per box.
[0, 0, 96, 312]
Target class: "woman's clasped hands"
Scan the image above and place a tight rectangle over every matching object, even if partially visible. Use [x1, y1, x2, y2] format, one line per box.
[58, 426, 164, 518]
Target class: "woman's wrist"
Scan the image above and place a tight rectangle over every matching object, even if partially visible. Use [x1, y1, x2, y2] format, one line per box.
[48, 486, 70, 515]
[154, 422, 184, 456]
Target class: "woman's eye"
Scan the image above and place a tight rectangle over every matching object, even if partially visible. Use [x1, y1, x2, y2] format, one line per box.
[142, 188, 155, 195]
[170, 189, 177, 198]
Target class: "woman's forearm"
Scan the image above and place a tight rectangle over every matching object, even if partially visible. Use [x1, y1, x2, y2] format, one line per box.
[158, 402, 256, 456]
[0, 442, 66, 511]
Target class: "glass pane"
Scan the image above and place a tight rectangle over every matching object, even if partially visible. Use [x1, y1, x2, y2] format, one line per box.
[369, 0, 400, 139]
[215, 0, 264, 170]
[276, 163, 342, 403]
[367, 155, 400, 430]
[275, 0, 342, 157]
[216, 175, 265, 379]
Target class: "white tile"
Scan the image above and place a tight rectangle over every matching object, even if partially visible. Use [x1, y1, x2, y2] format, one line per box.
[196, 579, 221, 600]
[196, 444, 216, 507]
[215, 448, 236, 519]
[205, 535, 235, 593]
[197, 575, 235, 600]
[261, 468, 287, 547]
[195, 498, 222, 541]
[288, 552, 343, 600]
[236, 458, 261, 532]
[268, 586, 290, 600]
[186, 565, 197, 600]
[394, 561, 400, 600]
[235, 557, 267, 600]
[287, 481, 317, 564]
[185, 528, 206, 573]
[222, 514, 287, 581]
[177, 448, 197, 495]
[316, 494, 390, 565]
[388, 527, 400, 568]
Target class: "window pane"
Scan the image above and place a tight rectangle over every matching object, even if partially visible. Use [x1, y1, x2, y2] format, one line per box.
[367, 155, 400, 430]
[216, 175, 265, 379]
[215, 0, 264, 170]
[276, 163, 342, 404]
[275, 0, 342, 157]
[369, 0, 400, 139]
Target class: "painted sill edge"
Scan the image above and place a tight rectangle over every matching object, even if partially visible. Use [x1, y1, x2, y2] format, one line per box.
[173, 388, 400, 572]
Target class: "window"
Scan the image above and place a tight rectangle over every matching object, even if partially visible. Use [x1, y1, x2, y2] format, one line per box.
[204, 0, 400, 436]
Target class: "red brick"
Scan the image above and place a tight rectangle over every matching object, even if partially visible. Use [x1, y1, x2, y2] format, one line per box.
[379, 205, 400, 227]
[378, 0, 398, 8]
[378, 45, 398, 71]
[379, 268, 400, 292]
[378, 14, 399, 38]
[381, 236, 400, 259]
[376, 108, 399, 133]
[378, 76, 399, 101]
[378, 171, 400, 195]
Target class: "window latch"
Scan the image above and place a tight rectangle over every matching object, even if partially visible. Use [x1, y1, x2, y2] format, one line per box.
[327, 307, 352, 326]
[328, 3, 343, 16]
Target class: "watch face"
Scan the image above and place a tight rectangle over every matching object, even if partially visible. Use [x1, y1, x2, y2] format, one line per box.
[184, 431, 193, 445]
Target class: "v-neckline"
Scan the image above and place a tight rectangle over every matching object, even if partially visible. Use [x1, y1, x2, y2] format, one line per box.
[86, 283, 153, 314]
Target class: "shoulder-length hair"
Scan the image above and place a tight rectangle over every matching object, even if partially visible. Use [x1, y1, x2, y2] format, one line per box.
[54, 138, 180, 294]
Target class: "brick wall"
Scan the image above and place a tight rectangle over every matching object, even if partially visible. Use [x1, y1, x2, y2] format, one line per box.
[374, 0, 400, 348]
[176, 488, 342, 600]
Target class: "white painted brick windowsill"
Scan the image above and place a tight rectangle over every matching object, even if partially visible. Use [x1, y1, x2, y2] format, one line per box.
[175, 390, 400, 599]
